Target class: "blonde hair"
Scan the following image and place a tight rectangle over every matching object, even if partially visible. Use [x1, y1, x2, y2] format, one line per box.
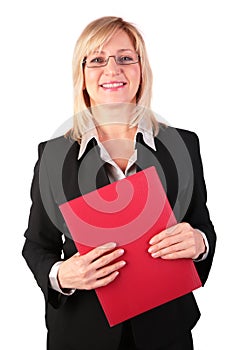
[70, 16, 158, 142]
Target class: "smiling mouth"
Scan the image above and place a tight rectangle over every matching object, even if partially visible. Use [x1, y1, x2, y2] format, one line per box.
[100, 82, 126, 88]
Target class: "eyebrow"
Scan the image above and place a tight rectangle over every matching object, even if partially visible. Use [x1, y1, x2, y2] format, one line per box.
[91, 48, 135, 54]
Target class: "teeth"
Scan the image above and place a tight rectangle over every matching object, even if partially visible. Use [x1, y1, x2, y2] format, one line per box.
[102, 82, 124, 88]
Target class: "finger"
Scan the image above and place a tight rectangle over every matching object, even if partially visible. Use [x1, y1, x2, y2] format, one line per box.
[149, 224, 181, 245]
[94, 271, 120, 289]
[148, 232, 185, 254]
[81, 258, 125, 290]
[92, 248, 125, 270]
[149, 222, 190, 245]
[150, 240, 189, 258]
[83, 242, 117, 263]
[95, 260, 126, 280]
[160, 247, 195, 260]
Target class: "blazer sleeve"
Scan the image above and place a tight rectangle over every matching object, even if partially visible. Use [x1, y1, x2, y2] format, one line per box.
[22, 142, 67, 308]
[182, 131, 216, 285]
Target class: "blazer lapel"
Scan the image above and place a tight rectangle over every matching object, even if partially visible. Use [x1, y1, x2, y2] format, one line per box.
[135, 131, 179, 214]
[62, 138, 110, 202]
[136, 132, 167, 190]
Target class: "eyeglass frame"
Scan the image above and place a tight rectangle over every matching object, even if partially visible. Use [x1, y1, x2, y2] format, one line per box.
[82, 54, 140, 68]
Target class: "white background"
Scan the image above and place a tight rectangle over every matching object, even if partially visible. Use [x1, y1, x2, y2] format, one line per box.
[1, 0, 232, 348]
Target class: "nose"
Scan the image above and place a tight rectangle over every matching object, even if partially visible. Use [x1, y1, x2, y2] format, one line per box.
[103, 56, 121, 75]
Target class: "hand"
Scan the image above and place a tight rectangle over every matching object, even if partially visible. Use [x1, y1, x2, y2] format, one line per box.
[58, 242, 126, 290]
[148, 222, 206, 260]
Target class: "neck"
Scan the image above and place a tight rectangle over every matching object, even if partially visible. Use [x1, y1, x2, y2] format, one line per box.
[91, 102, 138, 141]
[97, 124, 137, 142]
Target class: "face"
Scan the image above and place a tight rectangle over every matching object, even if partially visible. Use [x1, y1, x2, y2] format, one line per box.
[83, 30, 141, 107]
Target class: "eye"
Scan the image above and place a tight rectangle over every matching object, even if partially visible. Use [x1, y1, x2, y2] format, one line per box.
[118, 55, 134, 63]
[89, 56, 106, 64]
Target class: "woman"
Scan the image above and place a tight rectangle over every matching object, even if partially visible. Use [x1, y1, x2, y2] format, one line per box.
[22, 16, 216, 350]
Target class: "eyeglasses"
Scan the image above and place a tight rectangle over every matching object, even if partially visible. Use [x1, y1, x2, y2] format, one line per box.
[82, 53, 140, 68]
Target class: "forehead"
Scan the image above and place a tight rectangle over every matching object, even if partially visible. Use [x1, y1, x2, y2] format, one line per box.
[89, 30, 135, 54]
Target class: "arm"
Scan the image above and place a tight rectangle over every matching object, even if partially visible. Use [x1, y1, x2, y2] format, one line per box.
[22, 142, 66, 308]
[148, 132, 216, 285]
[183, 132, 216, 284]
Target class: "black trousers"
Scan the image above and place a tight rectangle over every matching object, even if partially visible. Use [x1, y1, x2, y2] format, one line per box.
[118, 321, 194, 350]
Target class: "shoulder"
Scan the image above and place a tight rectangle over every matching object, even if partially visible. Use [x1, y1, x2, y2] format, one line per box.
[157, 123, 198, 140]
[38, 135, 75, 149]
[37, 135, 79, 158]
[157, 124, 200, 151]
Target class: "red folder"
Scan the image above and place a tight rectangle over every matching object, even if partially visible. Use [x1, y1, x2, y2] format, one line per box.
[59, 166, 202, 326]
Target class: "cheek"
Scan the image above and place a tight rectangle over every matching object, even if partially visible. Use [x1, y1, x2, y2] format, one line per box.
[130, 67, 141, 91]
[84, 70, 98, 91]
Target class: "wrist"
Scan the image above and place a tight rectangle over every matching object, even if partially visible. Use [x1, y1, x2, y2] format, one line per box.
[194, 231, 207, 260]
[57, 264, 76, 295]
[200, 236, 206, 255]
[57, 264, 66, 289]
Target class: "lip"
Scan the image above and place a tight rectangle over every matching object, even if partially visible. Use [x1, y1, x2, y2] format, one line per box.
[100, 81, 127, 89]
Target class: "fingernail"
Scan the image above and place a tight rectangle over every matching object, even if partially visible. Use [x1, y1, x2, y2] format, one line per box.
[117, 249, 125, 255]
[152, 252, 159, 258]
[148, 247, 153, 253]
[100, 242, 117, 249]
[166, 226, 176, 234]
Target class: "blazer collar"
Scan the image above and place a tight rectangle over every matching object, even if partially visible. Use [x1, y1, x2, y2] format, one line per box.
[57, 134, 159, 204]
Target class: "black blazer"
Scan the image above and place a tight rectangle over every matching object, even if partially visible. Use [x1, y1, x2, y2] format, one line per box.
[22, 125, 216, 350]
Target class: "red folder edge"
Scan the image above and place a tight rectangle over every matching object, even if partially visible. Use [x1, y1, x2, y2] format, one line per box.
[59, 166, 202, 326]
